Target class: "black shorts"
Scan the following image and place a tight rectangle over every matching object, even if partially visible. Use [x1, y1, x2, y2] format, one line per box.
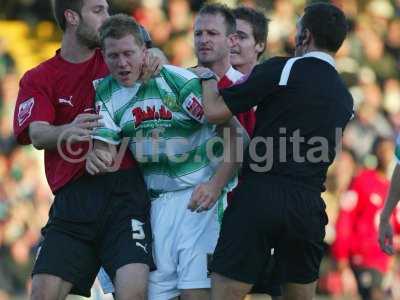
[211, 174, 328, 286]
[250, 253, 282, 297]
[32, 168, 154, 297]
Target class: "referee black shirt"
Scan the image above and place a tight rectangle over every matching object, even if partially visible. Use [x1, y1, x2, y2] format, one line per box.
[221, 51, 353, 192]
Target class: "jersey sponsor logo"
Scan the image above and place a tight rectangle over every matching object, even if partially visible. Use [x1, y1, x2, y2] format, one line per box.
[132, 105, 172, 128]
[183, 93, 204, 123]
[58, 96, 74, 107]
[18, 97, 35, 126]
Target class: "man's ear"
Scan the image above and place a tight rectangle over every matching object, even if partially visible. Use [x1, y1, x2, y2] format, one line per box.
[255, 42, 265, 56]
[64, 9, 80, 28]
[303, 28, 312, 46]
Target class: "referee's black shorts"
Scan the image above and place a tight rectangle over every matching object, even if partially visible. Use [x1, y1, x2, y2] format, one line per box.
[211, 174, 328, 286]
[32, 168, 154, 297]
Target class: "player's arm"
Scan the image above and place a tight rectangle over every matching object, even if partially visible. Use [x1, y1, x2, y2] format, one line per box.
[188, 117, 250, 212]
[13, 70, 102, 150]
[88, 89, 123, 174]
[29, 114, 102, 150]
[211, 116, 250, 188]
[379, 164, 400, 255]
[194, 58, 284, 124]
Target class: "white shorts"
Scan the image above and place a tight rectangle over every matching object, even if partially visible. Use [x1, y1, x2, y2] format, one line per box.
[149, 187, 224, 300]
[97, 187, 225, 299]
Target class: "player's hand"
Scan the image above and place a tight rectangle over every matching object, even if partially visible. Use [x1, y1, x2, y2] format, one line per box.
[187, 182, 222, 213]
[379, 217, 395, 255]
[86, 148, 113, 175]
[140, 49, 164, 82]
[63, 113, 103, 143]
[188, 66, 214, 78]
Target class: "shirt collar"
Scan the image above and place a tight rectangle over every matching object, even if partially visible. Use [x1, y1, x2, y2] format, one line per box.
[303, 51, 336, 69]
[223, 66, 244, 82]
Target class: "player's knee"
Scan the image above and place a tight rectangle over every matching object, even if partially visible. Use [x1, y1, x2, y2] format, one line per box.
[116, 289, 146, 300]
[211, 273, 250, 299]
[30, 274, 71, 300]
[30, 281, 57, 300]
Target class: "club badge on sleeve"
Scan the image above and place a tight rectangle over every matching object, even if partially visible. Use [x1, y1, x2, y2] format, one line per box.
[18, 97, 35, 126]
[183, 93, 205, 123]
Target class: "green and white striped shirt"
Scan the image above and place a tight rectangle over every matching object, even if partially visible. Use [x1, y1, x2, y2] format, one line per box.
[93, 65, 237, 195]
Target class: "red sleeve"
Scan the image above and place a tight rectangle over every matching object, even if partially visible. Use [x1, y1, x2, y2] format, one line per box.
[331, 180, 361, 262]
[235, 109, 256, 137]
[13, 69, 55, 145]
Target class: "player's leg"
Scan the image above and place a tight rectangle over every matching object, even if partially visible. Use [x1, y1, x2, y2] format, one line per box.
[180, 288, 210, 300]
[281, 282, 317, 300]
[31, 229, 100, 300]
[148, 191, 181, 300]
[276, 185, 328, 300]
[211, 273, 252, 300]
[31, 175, 106, 300]
[178, 188, 241, 300]
[114, 263, 149, 300]
[210, 178, 285, 300]
[100, 169, 155, 299]
[30, 274, 72, 300]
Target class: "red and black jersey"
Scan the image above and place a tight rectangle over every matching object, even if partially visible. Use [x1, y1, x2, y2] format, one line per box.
[13, 49, 135, 193]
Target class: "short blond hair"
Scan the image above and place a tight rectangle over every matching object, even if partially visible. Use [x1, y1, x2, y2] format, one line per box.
[99, 13, 144, 49]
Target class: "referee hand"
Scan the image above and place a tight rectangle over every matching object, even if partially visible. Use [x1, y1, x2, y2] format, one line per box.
[378, 218, 395, 255]
[188, 182, 221, 213]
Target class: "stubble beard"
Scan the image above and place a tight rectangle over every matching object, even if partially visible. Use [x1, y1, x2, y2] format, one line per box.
[76, 22, 100, 50]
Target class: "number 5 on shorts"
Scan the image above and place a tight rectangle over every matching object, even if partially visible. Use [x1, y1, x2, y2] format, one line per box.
[131, 219, 145, 240]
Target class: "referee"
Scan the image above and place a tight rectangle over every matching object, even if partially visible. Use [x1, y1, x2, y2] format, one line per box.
[195, 3, 353, 300]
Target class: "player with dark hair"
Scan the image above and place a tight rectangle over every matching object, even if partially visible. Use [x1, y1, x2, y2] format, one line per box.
[13, 1, 160, 299]
[231, 6, 269, 74]
[192, 3, 353, 300]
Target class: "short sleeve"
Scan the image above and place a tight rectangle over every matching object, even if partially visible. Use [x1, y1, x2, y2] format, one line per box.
[92, 85, 122, 145]
[13, 70, 55, 145]
[221, 57, 287, 115]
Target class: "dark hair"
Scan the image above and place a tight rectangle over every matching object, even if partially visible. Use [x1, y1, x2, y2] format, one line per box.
[198, 3, 236, 35]
[52, 0, 83, 31]
[233, 6, 269, 58]
[99, 14, 144, 49]
[301, 2, 348, 52]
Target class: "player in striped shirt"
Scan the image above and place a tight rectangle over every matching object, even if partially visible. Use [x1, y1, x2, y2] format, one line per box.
[89, 14, 248, 300]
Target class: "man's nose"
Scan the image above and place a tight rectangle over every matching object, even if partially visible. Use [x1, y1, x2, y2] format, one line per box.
[117, 56, 128, 67]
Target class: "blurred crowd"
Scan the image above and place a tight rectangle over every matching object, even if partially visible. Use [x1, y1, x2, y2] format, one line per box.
[0, 0, 400, 299]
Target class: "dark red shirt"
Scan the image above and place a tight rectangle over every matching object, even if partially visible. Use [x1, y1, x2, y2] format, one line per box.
[218, 66, 255, 136]
[13, 49, 135, 193]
